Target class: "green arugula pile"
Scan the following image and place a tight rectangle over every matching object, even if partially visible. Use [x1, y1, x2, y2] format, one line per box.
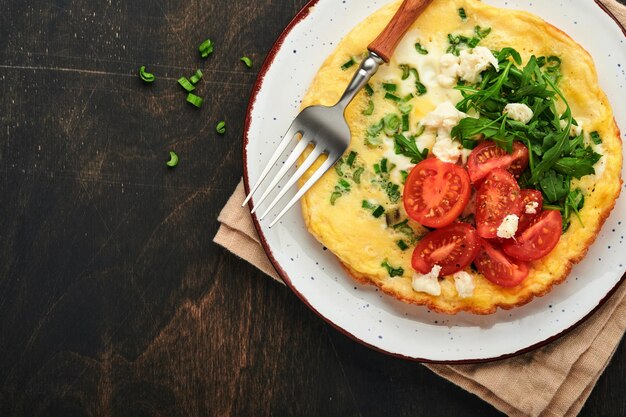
[450, 47, 602, 231]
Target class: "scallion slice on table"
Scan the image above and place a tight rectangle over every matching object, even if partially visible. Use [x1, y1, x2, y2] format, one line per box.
[216, 121, 226, 134]
[178, 77, 195, 92]
[138, 66, 155, 83]
[190, 69, 203, 85]
[166, 151, 179, 167]
[240, 56, 253, 68]
[186, 93, 203, 108]
[199, 39, 214, 58]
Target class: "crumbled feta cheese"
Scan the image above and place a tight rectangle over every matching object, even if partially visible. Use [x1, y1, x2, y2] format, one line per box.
[457, 46, 499, 84]
[453, 271, 475, 298]
[503, 103, 534, 124]
[411, 265, 442, 296]
[525, 201, 539, 214]
[496, 214, 519, 239]
[422, 101, 468, 130]
[560, 119, 583, 137]
[437, 53, 460, 88]
[432, 136, 464, 164]
[421, 101, 468, 164]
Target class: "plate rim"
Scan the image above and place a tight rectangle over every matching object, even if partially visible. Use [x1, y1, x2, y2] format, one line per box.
[242, 0, 626, 364]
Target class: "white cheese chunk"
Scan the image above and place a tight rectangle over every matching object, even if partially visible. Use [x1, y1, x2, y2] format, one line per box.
[525, 201, 539, 214]
[453, 271, 475, 298]
[496, 214, 519, 239]
[560, 119, 584, 137]
[421, 101, 468, 163]
[457, 46, 499, 84]
[432, 136, 464, 164]
[411, 265, 442, 296]
[503, 103, 534, 124]
[437, 53, 461, 88]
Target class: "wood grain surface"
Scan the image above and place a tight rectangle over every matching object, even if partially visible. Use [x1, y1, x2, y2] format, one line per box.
[1, 0, 625, 416]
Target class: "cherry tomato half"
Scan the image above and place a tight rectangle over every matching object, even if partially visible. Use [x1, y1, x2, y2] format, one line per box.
[474, 239, 529, 287]
[503, 210, 563, 261]
[403, 158, 471, 228]
[467, 141, 529, 184]
[412, 223, 480, 276]
[475, 168, 523, 239]
[517, 189, 543, 233]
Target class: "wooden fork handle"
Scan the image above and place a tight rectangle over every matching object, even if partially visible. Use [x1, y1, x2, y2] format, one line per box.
[368, 0, 434, 62]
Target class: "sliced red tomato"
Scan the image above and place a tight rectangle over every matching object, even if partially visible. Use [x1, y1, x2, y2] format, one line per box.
[475, 168, 523, 239]
[403, 158, 471, 228]
[517, 189, 543, 233]
[509, 142, 530, 176]
[474, 239, 529, 287]
[412, 223, 480, 276]
[503, 210, 562, 261]
[467, 141, 529, 184]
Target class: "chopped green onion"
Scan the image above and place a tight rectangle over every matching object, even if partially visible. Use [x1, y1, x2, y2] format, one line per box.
[199, 39, 214, 58]
[341, 57, 356, 70]
[467, 37, 480, 48]
[362, 200, 376, 210]
[190, 69, 203, 85]
[353, 167, 364, 184]
[364, 83, 374, 96]
[400, 64, 411, 80]
[400, 170, 409, 184]
[401, 93, 414, 102]
[138, 66, 155, 83]
[372, 205, 385, 218]
[166, 151, 179, 167]
[383, 82, 397, 92]
[383, 114, 401, 136]
[362, 100, 374, 116]
[416, 82, 427, 96]
[330, 191, 342, 205]
[414, 43, 429, 55]
[402, 114, 409, 132]
[216, 121, 226, 134]
[240, 56, 253, 68]
[373, 163, 381, 174]
[381, 260, 404, 277]
[590, 131, 602, 145]
[346, 151, 357, 167]
[339, 179, 351, 190]
[186, 93, 203, 108]
[384, 92, 401, 102]
[398, 102, 412, 115]
[396, 240, 409, 251]
[380, 158, 388, 173]
[474, 25, 491, 39]
[458, 7, 467, 20]
[178, 77, 195, 92]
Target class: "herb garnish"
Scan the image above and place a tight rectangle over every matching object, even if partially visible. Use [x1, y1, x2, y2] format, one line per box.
[382, 260, 404, 277]
[451, 47, 601, 231]
[138, 66, 155, 83]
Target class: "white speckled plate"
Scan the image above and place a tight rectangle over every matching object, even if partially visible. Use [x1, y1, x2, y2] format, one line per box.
[243, 0, 626, 362]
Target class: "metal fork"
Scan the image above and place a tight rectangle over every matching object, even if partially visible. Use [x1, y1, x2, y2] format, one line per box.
[243, 0, 434, 228]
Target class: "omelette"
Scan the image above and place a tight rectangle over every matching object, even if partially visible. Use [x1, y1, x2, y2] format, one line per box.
[299, 0, 622, 314]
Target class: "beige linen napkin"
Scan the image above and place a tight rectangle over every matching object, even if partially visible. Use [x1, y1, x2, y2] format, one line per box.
[215, 2, 626, 415]
[215, 180, 626, 417]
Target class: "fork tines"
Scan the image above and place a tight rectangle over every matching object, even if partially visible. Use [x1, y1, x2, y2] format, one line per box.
[242, 124, 339, 228]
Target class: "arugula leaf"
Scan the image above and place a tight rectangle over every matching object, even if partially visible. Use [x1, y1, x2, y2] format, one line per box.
[394, 133, 427, 163]
[539, 170, 569, 203]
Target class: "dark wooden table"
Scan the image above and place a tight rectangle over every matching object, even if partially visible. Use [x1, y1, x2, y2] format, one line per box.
[1, 1, 625, 416]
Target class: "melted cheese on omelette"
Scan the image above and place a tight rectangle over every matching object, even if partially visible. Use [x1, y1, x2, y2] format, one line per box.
[299, 0, 622, 314]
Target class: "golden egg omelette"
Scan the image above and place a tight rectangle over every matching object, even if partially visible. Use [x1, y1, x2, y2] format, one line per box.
[299, 0, 622, 314]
